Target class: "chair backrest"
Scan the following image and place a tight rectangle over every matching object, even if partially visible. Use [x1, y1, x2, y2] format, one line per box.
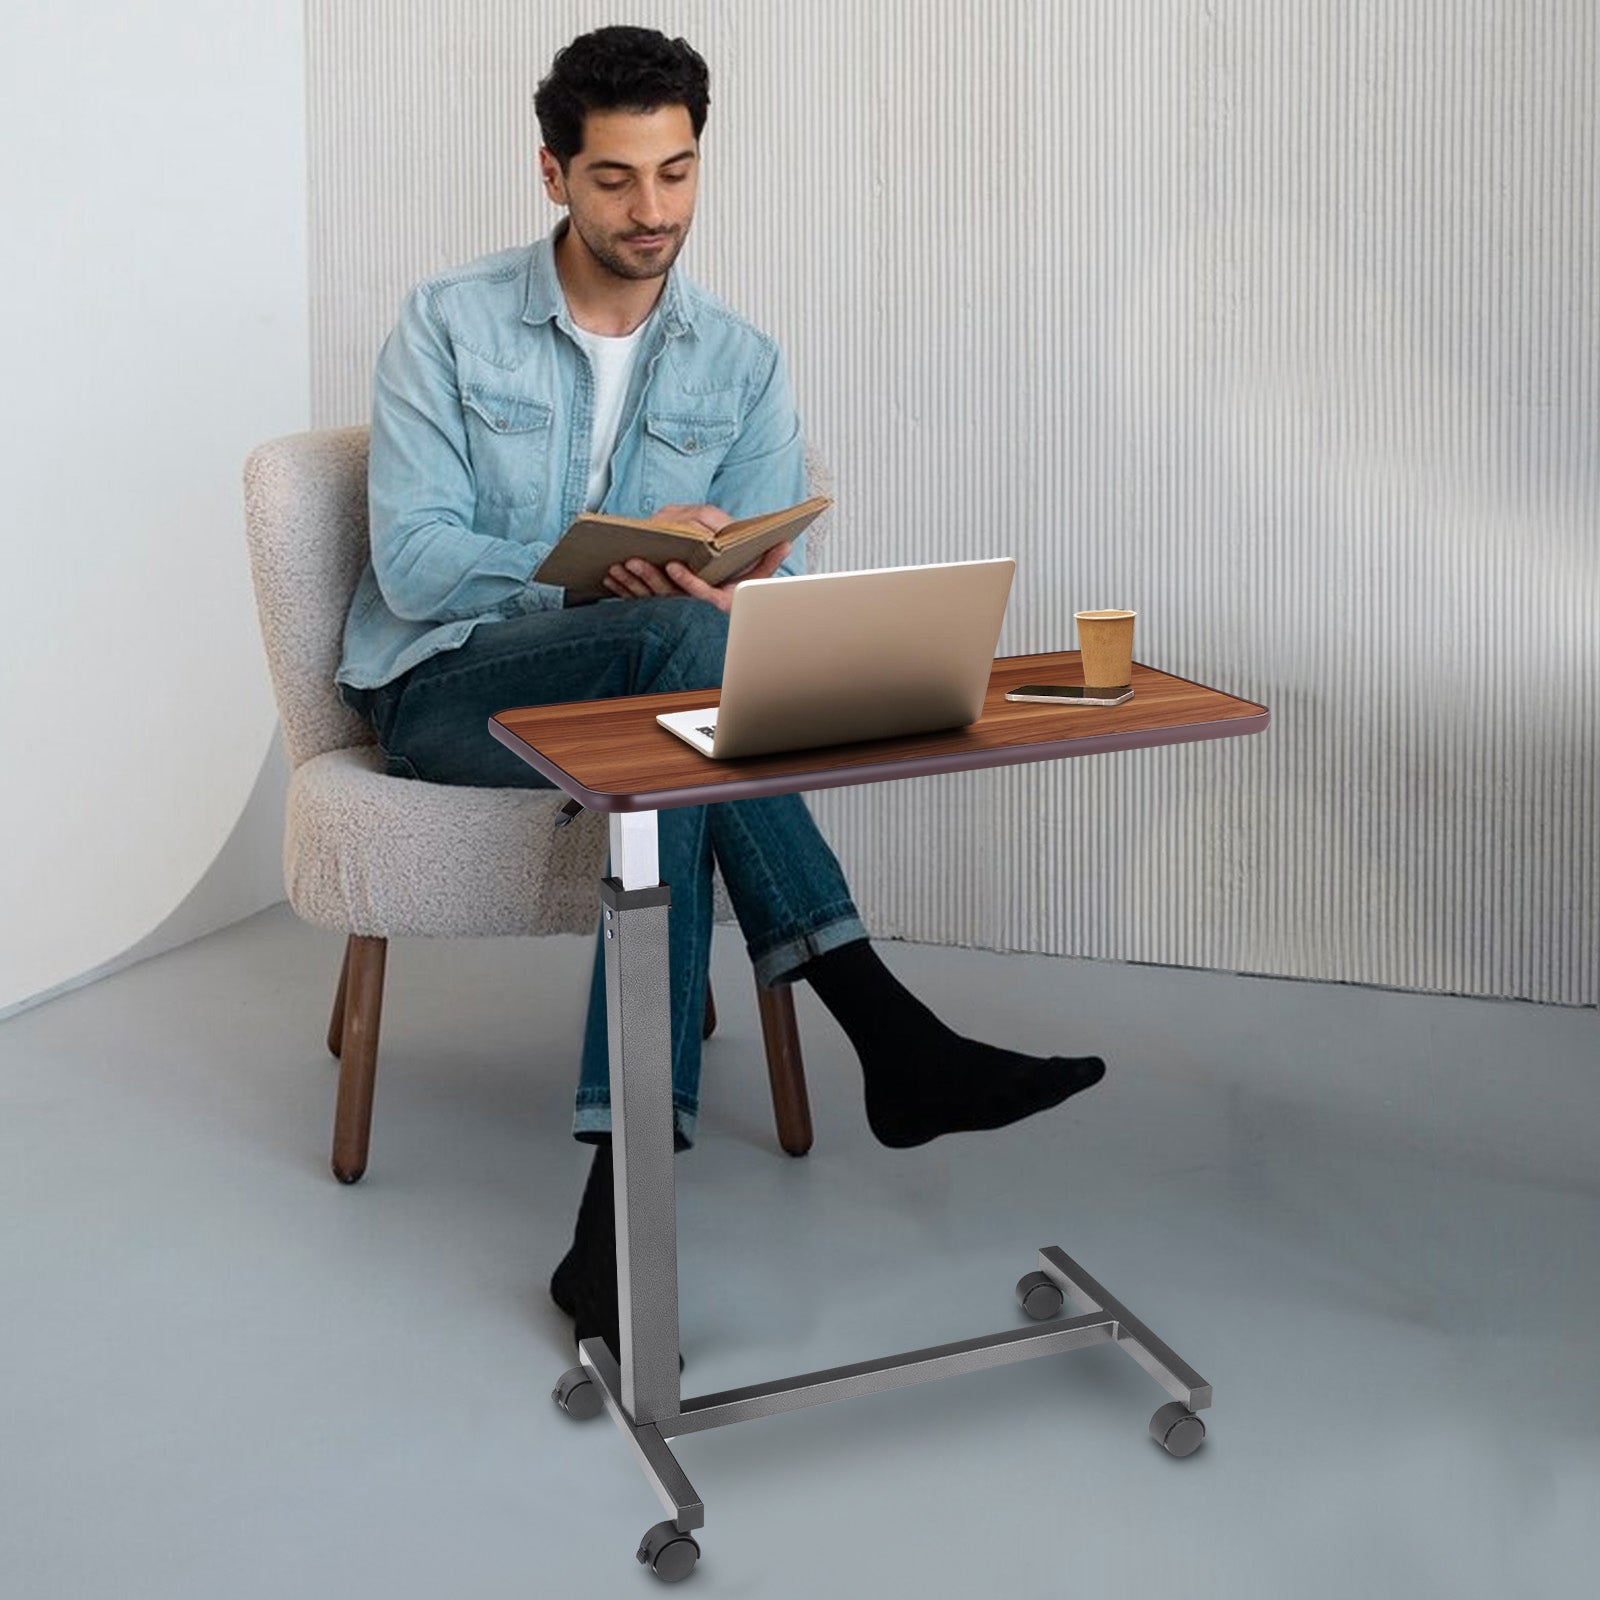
[244, 426, 376, 769]
[800, 444, 835, 557]
[243, 425, 838, 770]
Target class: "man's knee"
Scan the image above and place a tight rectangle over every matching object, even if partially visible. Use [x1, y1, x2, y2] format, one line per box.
[637, 599, 729, 692]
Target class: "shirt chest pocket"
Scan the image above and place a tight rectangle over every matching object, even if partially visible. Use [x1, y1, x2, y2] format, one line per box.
[642, 412, 738, 509]
[460, 385, 553, 509]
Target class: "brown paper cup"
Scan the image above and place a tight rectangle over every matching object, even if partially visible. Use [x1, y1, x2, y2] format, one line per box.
[1075, 609, 1136, 688]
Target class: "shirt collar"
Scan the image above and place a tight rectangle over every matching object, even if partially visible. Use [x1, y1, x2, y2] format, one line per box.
[523, 221, 694, 339]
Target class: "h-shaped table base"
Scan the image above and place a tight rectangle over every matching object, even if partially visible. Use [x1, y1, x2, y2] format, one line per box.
[550, 810, 1213, 1583]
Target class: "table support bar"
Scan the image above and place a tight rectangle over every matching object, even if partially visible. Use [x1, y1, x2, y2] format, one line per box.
[581, 1339, 705, 1532]
[575, 1250, 1212, 1542]
[1037, 1245, 1212, 1410]
[665, 1312, 1115, 1437]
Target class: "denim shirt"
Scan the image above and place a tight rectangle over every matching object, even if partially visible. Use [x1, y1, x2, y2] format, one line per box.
[337, 227, 808, 690]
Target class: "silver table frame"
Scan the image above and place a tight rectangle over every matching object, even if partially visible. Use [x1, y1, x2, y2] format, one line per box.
[585, 806, 1212, 1539]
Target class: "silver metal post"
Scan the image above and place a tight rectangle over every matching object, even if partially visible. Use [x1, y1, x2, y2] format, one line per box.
[609, 809, 660, 891]
[601, 807, 681, 1425]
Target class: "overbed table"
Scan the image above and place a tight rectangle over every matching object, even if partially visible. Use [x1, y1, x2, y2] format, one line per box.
[490, 650, 1269, 1583]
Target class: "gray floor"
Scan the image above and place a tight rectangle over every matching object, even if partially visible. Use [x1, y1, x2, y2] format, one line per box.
[1, 905, 1595, 1598]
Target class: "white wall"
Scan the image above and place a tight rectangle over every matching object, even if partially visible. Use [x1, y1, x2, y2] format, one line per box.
[305, 0, 1598, 1005]
[0, 0, 308, 1013]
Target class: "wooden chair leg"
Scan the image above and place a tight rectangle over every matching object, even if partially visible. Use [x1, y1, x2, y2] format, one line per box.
[755, 978, 813, 1157]
[702, 979, 717, 1040]
[327, 938, 351, 1057]
[331, 934, 387, 1185]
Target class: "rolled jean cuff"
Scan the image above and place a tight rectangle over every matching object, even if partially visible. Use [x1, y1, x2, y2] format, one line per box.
[573, 1092, 699, 1152]
[751, 909, 870, 990]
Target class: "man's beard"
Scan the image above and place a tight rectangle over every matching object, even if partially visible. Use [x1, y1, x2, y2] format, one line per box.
[575, 216, 689, 282]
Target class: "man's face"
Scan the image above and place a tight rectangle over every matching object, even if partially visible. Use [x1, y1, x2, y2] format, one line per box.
[541, 105, 699, 282]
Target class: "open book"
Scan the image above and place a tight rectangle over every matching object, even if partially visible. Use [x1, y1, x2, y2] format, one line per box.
[533, 495, 830, 604]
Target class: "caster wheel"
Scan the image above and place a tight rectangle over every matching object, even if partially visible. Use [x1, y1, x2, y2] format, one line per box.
[551, 1365, 603, 1421]
[1149, 1401, 1206, 1458]
[637, 1520, 700, 1583]
[1015, 1270, 1065, 1321]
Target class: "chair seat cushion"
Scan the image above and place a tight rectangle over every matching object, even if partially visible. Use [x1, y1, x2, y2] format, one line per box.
[285, 746, 610, 938]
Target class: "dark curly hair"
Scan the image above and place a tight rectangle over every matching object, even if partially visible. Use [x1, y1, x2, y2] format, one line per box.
[535, 26, 710, 169]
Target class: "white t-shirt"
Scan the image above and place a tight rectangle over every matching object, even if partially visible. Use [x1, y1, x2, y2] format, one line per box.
[571, 314, 655, 511]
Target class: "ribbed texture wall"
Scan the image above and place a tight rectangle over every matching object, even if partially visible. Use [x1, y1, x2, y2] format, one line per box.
[308, 0, 1598, 1004]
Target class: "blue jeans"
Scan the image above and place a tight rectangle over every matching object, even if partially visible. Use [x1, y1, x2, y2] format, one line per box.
[340, 598, 868, 1147]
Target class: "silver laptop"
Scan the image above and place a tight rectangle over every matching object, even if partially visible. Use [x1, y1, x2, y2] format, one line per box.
[655, 557, 1015, 760]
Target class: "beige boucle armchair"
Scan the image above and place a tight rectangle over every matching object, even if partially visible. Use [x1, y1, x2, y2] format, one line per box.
[242, 426, 817, 1182]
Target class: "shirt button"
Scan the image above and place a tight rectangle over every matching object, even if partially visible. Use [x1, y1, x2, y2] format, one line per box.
[642, 498, 655, 511]
[685, 436, 697, 452]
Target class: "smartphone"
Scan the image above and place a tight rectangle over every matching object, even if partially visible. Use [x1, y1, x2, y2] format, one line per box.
[1004, 684, 1134, 707]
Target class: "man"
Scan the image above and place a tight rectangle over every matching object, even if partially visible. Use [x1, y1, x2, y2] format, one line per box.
[337, 26, 1105, 1360]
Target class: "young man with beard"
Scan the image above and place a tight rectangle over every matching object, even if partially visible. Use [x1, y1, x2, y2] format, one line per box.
[336, 26, 1105, 1359]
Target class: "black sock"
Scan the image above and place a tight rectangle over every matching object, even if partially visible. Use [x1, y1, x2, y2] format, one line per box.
[549, 1138, 684, 1370]
[798, 940, 1106, 1148]
[549, 1140, 619, 1354]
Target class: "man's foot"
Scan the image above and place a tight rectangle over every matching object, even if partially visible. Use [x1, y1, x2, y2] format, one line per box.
[862, 1037, 1106, 1148]
[549, 1142, 620, 1355]
[549, 1140, 683, 1370]
[799, 939, 1107, 1148]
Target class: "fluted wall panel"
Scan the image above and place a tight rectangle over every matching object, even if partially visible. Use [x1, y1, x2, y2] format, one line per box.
[308, 0, 1598, 1004]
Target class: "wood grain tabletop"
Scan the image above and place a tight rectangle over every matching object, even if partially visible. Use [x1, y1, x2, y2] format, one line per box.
[488, 650, 1269, 813]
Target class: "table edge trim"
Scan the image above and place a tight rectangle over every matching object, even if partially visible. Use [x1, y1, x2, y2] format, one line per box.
[490, 706, 1270, 813]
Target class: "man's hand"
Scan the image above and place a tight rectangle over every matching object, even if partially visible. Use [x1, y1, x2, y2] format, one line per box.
[601, 503, 793, 614]
[650, 503, 732, 538]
